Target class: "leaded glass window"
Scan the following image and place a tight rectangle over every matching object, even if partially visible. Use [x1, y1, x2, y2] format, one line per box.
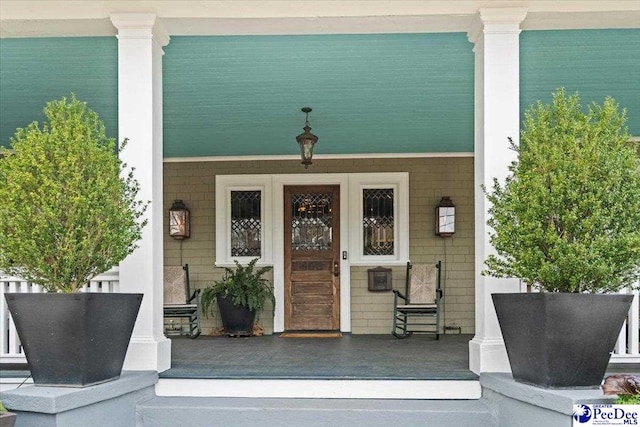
[230, 190, 261, 257]
[291, 193, 333, 251]
[363, 188, 394, 256]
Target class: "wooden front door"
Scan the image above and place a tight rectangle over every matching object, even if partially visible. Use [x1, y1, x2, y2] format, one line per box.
[284, 185, 340, 331]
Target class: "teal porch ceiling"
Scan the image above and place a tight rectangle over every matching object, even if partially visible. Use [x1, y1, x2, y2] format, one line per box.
[0, 37, 118, 149]
[162, 33, 475, 158]
[521, 29, 640, 137]
[1, 30, 637, 158]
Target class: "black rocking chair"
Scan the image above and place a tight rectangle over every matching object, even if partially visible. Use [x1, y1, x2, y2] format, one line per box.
[392, 261, 443, 339]
[163, 264, 201, 338]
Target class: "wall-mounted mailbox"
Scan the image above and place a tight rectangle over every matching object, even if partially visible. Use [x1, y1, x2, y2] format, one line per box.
[368, 266, 392, 292]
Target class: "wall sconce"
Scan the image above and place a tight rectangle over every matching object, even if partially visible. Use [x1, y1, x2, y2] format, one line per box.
[435, 196, 455, 237]
[169, 200, 190, 240]
[296, 107, 318, 169]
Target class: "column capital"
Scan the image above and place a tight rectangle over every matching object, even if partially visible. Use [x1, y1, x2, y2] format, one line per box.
[468, 7, 527, 44]
[479, 7, 528, 26]
[110, 13, 170, 47]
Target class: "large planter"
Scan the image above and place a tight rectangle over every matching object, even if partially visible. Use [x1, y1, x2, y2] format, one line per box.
[5, 293, 142, 387]
[493, 293, 632, 389]
[216, 294, 256, 337]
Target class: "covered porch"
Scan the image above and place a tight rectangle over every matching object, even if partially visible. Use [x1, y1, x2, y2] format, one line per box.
[165, 334, 474, 381]
[4, 268, 640, 400]
[159, 334, 478, 399]
[1, 0, 639, 398]
[4, 331, 640, 399]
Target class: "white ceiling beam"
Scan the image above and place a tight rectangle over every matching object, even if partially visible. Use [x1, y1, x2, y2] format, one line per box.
[1, 1, 639, 38]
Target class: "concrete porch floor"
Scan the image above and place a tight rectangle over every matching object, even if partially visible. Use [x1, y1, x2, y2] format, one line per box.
[161, 333, 477, 380]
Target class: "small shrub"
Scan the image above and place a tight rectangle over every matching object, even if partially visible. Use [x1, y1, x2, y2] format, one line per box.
[484, 89, 640, 293]
[0, 95, 147, 292]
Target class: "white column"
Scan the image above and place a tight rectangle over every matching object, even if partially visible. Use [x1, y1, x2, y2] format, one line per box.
[468, 8, 527, 374]
[111, 13, 171, 372]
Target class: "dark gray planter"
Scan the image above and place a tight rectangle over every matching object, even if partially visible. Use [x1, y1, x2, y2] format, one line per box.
[5, 292, 142, 387]
[493, 292, 633, 389]
[216, 294, 256, 337]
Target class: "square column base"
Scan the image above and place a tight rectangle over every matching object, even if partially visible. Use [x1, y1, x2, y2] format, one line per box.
[469, 336, 511, 374]
[0, 371, 157, 427]
[124, 336, 172, 372]
[481, 373, 615, 427]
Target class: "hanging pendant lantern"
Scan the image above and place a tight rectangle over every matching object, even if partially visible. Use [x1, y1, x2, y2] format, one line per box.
[296, 107, 318, 169]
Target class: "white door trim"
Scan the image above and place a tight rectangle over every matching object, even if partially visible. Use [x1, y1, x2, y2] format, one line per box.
[216, 172, 410, 334]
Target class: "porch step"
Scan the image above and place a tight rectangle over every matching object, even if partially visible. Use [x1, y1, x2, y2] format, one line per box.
[156, 378, 481, 399]
[138, 396, 496, 427]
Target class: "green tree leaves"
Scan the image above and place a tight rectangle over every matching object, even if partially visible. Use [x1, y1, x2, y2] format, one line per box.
[0, 95, 147, 292]
[484, 89, 640, 293]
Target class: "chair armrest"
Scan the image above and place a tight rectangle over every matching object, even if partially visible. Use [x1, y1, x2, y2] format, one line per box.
[188, 288, 201, 303]
[393, 289, 407, 301]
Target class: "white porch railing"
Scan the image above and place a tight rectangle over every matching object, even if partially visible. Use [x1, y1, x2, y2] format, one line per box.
[611, 286, 640, 363]
[0, 269, 119, 364]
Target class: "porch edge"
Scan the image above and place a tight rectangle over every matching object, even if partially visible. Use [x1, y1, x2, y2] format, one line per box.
[155, 378, 481, 400]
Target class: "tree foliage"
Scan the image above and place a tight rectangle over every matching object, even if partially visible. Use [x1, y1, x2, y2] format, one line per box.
[484, 89, 640, 293]
[0, 95, 147, 292]
[201, 258, 275, 315]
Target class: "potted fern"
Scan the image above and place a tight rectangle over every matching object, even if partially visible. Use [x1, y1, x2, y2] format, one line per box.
[201, 258, 275, 337]
[0, 95, 147, 387]
[485, 89, 640, 388]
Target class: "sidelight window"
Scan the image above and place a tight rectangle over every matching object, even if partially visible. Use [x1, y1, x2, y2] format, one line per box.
[363, 188, 394, 256]
[230, 190, 262, 257]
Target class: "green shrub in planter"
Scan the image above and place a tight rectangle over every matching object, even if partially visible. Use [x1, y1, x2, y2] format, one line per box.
[0, 94, 147, 292]
[0, 95, 147, 386]
[485, 89, 640, 293]
[484, 89, 640, 388]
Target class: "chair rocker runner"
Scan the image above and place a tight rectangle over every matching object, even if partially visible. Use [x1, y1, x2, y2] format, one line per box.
[163, 264, 201, 338]
[392, 261, 443, 339]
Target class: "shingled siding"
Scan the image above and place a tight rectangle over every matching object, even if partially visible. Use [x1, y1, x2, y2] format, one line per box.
[163, 157, 474, 335]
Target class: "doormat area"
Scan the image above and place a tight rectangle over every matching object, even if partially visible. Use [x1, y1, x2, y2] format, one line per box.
[279, 332, 343, 338]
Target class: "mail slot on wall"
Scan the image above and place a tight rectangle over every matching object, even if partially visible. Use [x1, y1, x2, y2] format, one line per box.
[368, 266, 392, 292]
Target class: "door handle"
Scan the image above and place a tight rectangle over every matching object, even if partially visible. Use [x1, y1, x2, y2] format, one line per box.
[333, 261, 340, 277]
